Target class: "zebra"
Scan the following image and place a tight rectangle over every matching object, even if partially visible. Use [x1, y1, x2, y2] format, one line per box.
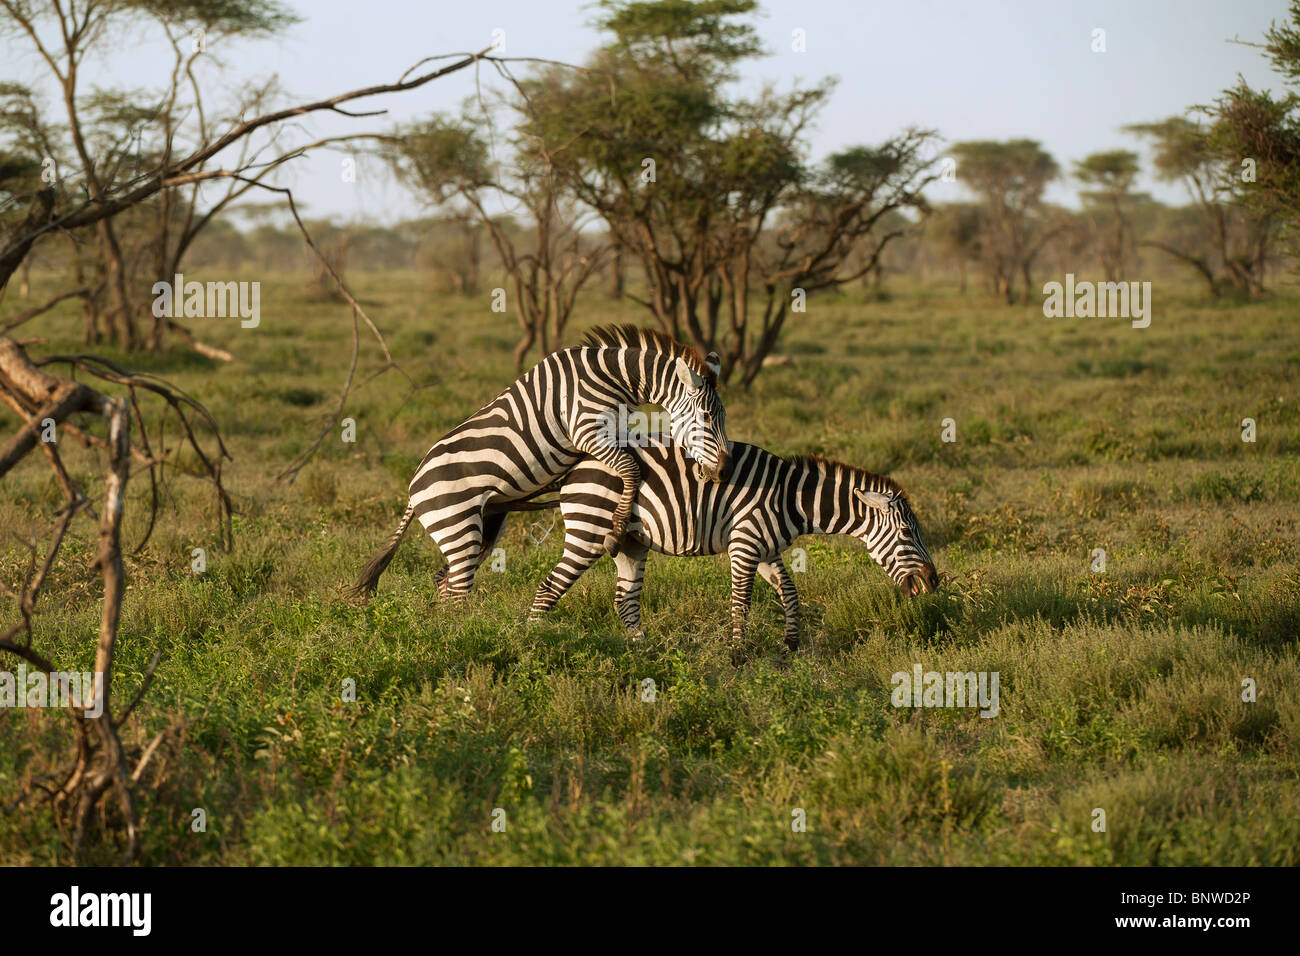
[525, 438, 938, 654]
[351, 326, 732, 599]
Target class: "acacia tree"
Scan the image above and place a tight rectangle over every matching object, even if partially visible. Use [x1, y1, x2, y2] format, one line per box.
[0, 80, 104, 337]
[0, 34, 493, 858]
[733, 134, 939, 385]
[1126, 117, 1273, 297]
[926, 202, 983, 294]
[519, 0, 938, 384]
[0, 0, 301, 352]
[1074, 150, 1145, 281]
[425, 218, 483, 296]
[133, 23, 290, 354]
[1204, 1, 1300, 265]
[949, 139, 1061, 303]
[388, 111, 609, 372]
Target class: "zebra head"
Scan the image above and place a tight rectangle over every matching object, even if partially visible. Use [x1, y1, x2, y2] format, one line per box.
[667, 350, 732, 482]
[850, 486, 938, 596]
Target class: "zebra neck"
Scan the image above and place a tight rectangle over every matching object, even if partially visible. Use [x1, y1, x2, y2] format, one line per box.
[637, 351, 681, 406]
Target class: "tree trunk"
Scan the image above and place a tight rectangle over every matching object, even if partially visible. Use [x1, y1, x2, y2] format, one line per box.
[97, 220, 137, 350]
[464, 223, 481, 296]
[608, 243, 624, 299]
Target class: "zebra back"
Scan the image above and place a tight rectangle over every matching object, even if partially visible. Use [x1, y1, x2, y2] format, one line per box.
[557, 440, 936, 589]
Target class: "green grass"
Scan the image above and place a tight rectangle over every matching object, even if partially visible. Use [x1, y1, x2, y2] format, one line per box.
[1, 271, 1298, 865]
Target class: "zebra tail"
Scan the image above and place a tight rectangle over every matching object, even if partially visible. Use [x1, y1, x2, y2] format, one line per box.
[350, 502, 416, 600]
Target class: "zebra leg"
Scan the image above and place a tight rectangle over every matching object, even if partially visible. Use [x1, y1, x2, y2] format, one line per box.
[431, 508, 499, 599]
[758, 557, 801, 652]
[591, 447, 640, 553]
[529, 534, 604, 620]
[572, 408, 643, 552]
[437, 511, 507, 595]
[612, 539, 650, 639]
[728, 548, 759, 664]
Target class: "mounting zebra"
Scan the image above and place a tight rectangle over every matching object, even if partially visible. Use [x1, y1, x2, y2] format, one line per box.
[351, 326, 732, 599]
[524, 438, 938, 657]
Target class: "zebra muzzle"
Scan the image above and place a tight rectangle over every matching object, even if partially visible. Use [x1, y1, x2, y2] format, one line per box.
[902, 566, 939, 596]
[694, 454, 732, 483]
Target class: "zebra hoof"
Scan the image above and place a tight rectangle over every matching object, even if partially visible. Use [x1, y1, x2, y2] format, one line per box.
[784, 637, 801, 653]
[729, 646, 748, 667]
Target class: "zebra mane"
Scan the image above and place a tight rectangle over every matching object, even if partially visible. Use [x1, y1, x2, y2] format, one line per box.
[784, 454, 912, 505]
[581, 324, 715, 385]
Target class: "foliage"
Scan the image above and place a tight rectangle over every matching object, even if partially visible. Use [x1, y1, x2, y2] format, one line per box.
[3, 272, 1297, 864]
[1205, 1, 1300, 256]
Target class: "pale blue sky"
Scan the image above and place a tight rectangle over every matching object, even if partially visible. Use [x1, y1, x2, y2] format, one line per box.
[2, 0, 1290, 222]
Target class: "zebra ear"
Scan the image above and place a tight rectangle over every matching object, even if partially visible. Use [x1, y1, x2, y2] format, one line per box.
[854, 489, 893, 512]
[705, 351, 721, 379]
[675, 356, 704, 392]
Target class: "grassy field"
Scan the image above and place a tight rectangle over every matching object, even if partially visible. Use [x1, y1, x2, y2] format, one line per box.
[2, 270, 1298, 865]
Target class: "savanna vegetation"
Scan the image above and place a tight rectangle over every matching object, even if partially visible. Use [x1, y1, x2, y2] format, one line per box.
[2, 0, 1299, 865]
[2, 270, 1297, 864]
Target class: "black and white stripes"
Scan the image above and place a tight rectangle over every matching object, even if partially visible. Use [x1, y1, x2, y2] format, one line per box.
[527, 439, 938, 650]
[352, 326, 731, 599]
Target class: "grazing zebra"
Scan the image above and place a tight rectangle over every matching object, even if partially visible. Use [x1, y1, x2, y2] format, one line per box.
[526, 438, 938, 653]
[351, 326, 732, 599]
